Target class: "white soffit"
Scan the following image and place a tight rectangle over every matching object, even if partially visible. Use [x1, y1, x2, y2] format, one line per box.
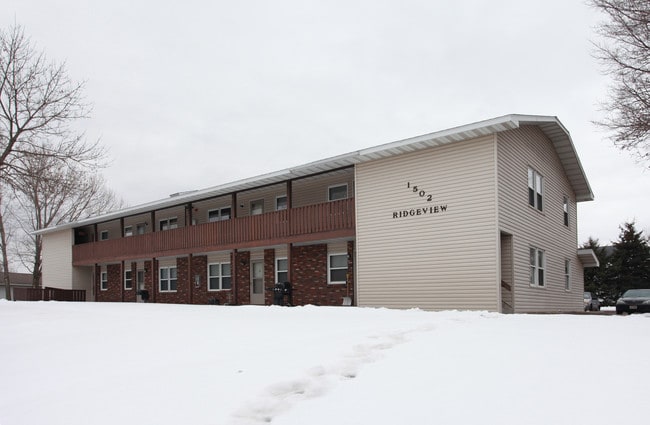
[577, 249, 600, 268]
[36, 114, 593, 234]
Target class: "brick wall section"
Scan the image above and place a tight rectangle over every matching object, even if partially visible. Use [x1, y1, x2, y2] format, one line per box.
[96, 263, 122, 302]
[347, 240, 355, 305]
[289, 244, 350, 306]
[264, 249, 275, 305]
[235, 251, 250, 305]
[190, 255, 236, 305]
[122, 261, 137, 302]
[155, 257, 189, 304]
[144, 260, 154, 302]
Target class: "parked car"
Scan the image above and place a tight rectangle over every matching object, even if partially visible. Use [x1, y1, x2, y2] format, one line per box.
[583, 292, 600, 311]
[616, 289, 650, 315]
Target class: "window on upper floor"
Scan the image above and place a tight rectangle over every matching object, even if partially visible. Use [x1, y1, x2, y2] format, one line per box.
[328, 184, 348, 201]
[100, 230, 109, 241]
[251, 200, 264, 215]
[563, 196, 569, 227]
[159, 217, 178, 231]
[124, 226, 133, 237]
[136, 223, 146, 235]
[529, 247, 546, 287]
[208, 207, 231, 222]
[528, 168, 543, 211]
[276, 196, 287, 211]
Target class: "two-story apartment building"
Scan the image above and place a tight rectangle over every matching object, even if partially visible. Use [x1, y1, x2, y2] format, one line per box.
[37, 114, 599, 312]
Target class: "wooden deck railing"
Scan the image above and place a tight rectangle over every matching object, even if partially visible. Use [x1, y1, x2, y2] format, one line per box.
[13, 287, 86, 302]
[73, 198, 355, 265]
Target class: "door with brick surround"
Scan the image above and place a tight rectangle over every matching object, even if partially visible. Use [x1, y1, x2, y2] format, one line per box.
[251, 261, 265, 305]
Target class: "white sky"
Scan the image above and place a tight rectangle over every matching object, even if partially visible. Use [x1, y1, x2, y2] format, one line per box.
[6, 0, 649, 244]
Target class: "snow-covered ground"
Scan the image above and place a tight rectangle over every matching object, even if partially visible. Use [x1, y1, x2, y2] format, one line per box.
[1, 300, 648, 425]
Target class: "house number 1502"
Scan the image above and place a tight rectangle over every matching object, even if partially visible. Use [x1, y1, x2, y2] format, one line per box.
[406, 182, 433, 202]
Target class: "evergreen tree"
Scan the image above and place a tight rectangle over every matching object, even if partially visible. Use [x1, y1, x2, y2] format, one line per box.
[582, 237, 610, 299]
[610, 222, 650, 297]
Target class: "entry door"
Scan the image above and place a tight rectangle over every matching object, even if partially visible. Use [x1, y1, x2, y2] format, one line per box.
[136, 270, 145, 303]
[250, 261, 265, 305]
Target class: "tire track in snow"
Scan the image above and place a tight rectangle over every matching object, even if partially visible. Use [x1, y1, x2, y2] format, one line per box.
[228, 323, 435, 425]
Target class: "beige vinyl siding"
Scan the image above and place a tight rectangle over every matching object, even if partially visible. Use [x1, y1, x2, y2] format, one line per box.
[497, 126, 583, 312]
[42, 230, 74, 289]
[236, 183, 286, 217]
[123, 213, 151, 234]
[292, 168, 354, 207]
[193, 196, 232, 225]
[207, 251, 231, 264]
[97, 220, 121, 241]
[355, 136, 499, 311]
[155, 206, 186, 229]
[157, 258, 177, 268]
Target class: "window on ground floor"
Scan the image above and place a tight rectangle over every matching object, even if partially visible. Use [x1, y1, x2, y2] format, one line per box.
[564, 260, 571, 291]
[208, 263, 231, 290]
[529, 247, 546, 287]
[124, 269, 132, 290]
[159, 266, 178, 292]
[328, 253, 347, 284]
[276, 258, 288, 283]
[100, 271, 108, 291]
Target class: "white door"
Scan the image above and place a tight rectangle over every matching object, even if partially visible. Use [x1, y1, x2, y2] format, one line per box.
[250, 261, 265, 305]
[136, 270, 145, 303]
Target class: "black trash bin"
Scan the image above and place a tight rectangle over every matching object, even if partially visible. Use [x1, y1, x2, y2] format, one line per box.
[282, 282, 293, 306]
[273, 283, 284, 305]
[137, 289, 149, 302]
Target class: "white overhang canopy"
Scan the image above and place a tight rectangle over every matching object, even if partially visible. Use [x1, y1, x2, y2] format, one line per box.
[577, 249, 600, 268]
[35, 114, 594, 235]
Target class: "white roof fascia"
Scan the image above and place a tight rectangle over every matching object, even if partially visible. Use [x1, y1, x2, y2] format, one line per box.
[35, 114, 593, 235]
[577, 248, 600, 268]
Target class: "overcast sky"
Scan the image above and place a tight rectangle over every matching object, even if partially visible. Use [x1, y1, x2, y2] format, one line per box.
[6, 0, 649, 245]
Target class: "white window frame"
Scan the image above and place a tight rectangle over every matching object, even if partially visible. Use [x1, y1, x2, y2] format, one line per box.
[250, 200, 264, 215]
[528, 168, 543, 211]
[564, 259, 571, 291]
[100, 230, 109, 241]
[328, 253, 347, 285]
[159, 266, 178, 292]
[159, 217, 178, 231]
[529, 247, 546, 287]
[207, 263, 232, 291]
[208, 207, 232, 222]
[328, 184, 348, 201]
[563, 196, 569, 227]
[100, 271, 108, 291]
[276, 195, 287, 211]
[124, 226, 133, 237]
[276, 257, 288, 283]
[124, 269, 133, 290]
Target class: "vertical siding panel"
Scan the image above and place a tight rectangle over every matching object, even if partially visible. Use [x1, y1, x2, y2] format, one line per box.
[497, 126, 583, 312]
[356, 136, 499, 311]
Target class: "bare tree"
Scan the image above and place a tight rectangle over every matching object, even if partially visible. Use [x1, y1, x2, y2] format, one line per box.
[11, 150, 123, 288]
[0, 24, 109, 295]
[590, 0, 650, 167]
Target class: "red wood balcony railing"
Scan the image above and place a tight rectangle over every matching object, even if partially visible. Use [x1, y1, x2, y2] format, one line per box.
[72, 198, 355, 265]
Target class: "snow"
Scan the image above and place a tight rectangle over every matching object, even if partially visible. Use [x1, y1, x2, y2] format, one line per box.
[1, 301, 648, 425]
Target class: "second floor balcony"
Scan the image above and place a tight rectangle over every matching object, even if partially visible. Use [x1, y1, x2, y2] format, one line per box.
[72, 198, 355, 265]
